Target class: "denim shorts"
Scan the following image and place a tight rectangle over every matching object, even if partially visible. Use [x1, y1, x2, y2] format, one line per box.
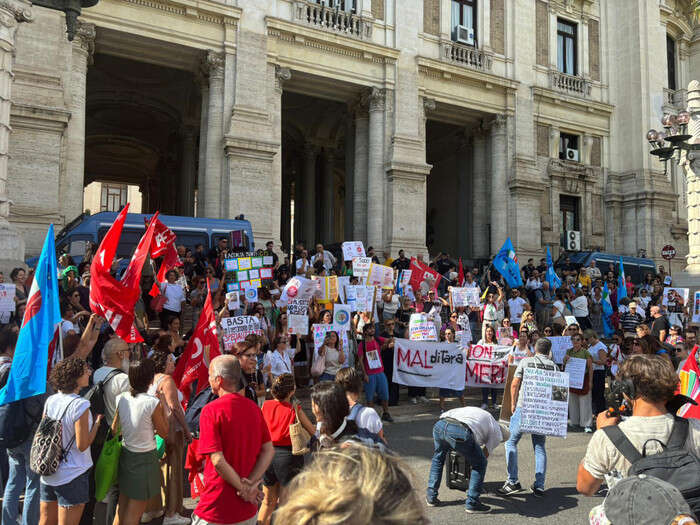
[40, 469, 90, 507]
[364, 372, 389, 402]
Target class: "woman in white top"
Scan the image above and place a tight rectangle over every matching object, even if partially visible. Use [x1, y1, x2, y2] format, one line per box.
[571, 288, 592, 330]
[147, 351, 193, 524]
[39, 356, 102, 525]
[316, 331, 346, 382]
[508, 327, 534, 366]
[112, 359, 168, 525]
[551, 289, 571, 329]
[159, 269, 185, 329]
[265, 335, 299, 381]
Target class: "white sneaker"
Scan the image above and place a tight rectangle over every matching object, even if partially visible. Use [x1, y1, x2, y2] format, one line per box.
[410, 397, 418, 404]
[141, 510, 164, 523]
[162, 514, 191, 525]
[584, 426, 594, 433]
[419, 396, 430, 403]
[480, 403, 488, 410]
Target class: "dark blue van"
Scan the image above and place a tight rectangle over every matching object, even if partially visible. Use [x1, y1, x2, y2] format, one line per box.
[29, 212, 255, 266]
[558, 251, 656, 285]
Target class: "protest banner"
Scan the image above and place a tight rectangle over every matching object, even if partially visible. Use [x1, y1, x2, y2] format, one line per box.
[366, 263, 394, 288]
[348, 285, 374, 312]
[693, 292, 700, 324]
[0, 283, 15, 323]
[520, 367, 569, 438]
[663, 287, 690, 314]
[342, 241, 365, 260]
[288, 314, 309, 335]
[409, 313, 438, 341]
[464, 344, 511, 388]
[221, 316, 261, 351]
[287, 299, 308, 315]
[332, 304, 352, 331]
[352, 257, 372, 277]
[408, 258, 441, 294]
[548, 336, 571, 365]
[450, 287, 480, 308]
[312, 324, 349, 354]
[278, 276, 317, 307]
[312, 275, 338, 304]
[564, 356, 586, 389]
[392, 339, 466, 390]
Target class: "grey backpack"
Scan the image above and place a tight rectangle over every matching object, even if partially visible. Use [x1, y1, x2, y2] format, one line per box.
[604, 416, 700, 516]
[29, 398, 79, 476]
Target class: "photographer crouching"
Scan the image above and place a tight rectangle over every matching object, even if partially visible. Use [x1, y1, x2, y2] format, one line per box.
[576, 354, 700, 515]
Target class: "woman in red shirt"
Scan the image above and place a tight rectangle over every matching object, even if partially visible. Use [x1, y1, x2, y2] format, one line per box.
[258, 374, 316, 525]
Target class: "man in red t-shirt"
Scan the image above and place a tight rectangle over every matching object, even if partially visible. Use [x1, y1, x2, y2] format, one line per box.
[357, 323, 393, 422]
[193, 355, 274, 525]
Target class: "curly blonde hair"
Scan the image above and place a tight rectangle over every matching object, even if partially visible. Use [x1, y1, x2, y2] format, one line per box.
[275, 445, 428, 525]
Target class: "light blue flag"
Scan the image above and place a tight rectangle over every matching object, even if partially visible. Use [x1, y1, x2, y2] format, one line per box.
[493, 238, 523, 288]
[545, 246, 562, 290]
[0, 225, 61, 405]
[617, 256, 627, 306]
[602, 282, 615, 337]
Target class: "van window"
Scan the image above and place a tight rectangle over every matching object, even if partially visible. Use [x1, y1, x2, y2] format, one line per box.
[171, 231, 209, 252]
[97, 227, 142, 259]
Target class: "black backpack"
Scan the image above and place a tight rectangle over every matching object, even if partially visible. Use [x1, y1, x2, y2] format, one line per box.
[0, 394, 44, 449]
[185, 386, 216, 438]
[83, 369, 125, 418]
[604, 416, 700, 516]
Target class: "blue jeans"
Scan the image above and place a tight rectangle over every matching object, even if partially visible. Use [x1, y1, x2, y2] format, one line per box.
[2, 438, 40, 525]
[319, 372, 335, 382]
[364, 372, 389, 403]
[427, 419, 486, 509]
[505, 407, 547, 489]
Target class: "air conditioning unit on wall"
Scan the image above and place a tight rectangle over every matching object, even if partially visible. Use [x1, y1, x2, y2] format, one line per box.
[566, 148, 580, 162]
[562, 230, 581, 251]
[455, 25, 475, 45]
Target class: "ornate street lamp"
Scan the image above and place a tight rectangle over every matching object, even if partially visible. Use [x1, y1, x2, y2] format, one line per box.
[32, 0, 98, 40]
[646, 110, 695, 173]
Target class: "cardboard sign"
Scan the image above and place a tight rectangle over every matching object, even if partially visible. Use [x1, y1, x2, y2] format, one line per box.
[548, 336, 571, 365]
[520, 367, 569, 438]
[366, 263, 395, 288]
[226, 291, 240, 311]
[348, 285, 375, 312]
[451, 287, 481, 308]
[464, 344, 511, 388]
[392, 339, 466, 391]
[352, 257, 372, 277]
[287, 299, 309, 315]
[409, 313, 438, 341]
[499, 366, 517, 422]
[693, 292, 700, 324]
[312, 275, 338, 304]
[564, 356, 586, 390]
[221, 316, 261, 351]
[312, 324, 349, 354]
[332, 304, 352, 331]
[244, 287, 259, 303]
[337, 276, 350, 303]
[342, 241, 366, 260]
[0, 284, 16, 320]
[278, 276, 317, 307]
[288, 314, 309, 335]
[663, 287, 690, 314]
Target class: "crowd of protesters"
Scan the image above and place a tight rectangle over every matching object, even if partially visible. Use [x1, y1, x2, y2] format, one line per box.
[0, 235, 697, 524]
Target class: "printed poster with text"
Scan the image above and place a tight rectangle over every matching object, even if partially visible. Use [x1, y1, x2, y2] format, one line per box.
[392, 339, 466, 390]
[220, 316, 261, 351]
[520, 367, 569, 438]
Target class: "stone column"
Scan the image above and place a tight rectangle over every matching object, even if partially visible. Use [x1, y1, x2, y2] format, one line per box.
[683, 80, 700, 274]
[457, 134, 473, 258]
[0, 0, 31, 270]
[179, 126, 196, 215]
[471, 129, 489, 259]
[196, 77, 209, 217]
[489, 114, 508, 254]
[302, 143, 317, 246]
[344, 116, 355, 241]
[202, 51, 224, 219]
[353, 99, 369, 242]
[322, 150, 335, 243]
[367, 87, 385, 251]
[61, 21, 94, 223]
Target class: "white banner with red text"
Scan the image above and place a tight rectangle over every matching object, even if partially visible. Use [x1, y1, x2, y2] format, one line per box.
[464, 343, 511, 389]
[392, 339, 466, 391]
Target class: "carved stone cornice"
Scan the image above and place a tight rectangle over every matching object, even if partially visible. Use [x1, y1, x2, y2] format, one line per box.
[423, 97, 437, 115]
[364, 87, 385, 112]
[0, 0, 31, 25]
[73, 21, 95, 62]
[274, 65, 291, 93]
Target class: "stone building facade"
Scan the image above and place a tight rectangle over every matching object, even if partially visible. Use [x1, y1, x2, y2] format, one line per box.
[2, 0, 697, 272]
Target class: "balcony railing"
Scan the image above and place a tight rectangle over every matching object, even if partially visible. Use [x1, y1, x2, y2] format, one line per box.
[440, 40, 492, 71]
[549, 70, 591, 97]
[293, 1, 372, 39]
[663, 88, 687, 110]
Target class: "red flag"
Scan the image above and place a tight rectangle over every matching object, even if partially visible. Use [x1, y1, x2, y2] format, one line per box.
[173, 279, 220, 407]
[89, 205, 158, 342]
[408, 257, 441, 295]
[678, 345, 700, 420]
[146, 217, 182, 297]
[458, 257, 465, 287]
